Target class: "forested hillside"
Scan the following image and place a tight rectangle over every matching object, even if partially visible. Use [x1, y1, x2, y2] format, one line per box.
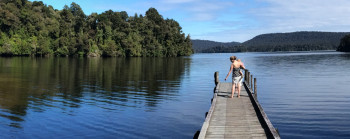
[191, 39, 240, 52]
[0, 0, 193, 57]
[337, 34, 350, 52]
[243, 31, 349, 49]
[202, 31, 350, 53]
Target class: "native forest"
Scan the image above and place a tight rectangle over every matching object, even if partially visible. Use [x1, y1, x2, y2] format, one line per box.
[0, 0, 193, 57]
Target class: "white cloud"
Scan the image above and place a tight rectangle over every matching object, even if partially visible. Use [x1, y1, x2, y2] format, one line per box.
[249, 0, 350, 31]
[155, 0, 234, 21]
[194, 0, 350, 42]
[45, 0, 350, 42]
[32, 0, 350, 42]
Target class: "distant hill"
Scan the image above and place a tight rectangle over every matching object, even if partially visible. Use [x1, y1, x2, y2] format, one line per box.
[202, 31, 350, 53]
[191, 39, 241, 53]
[242, 31, 349, 48]
[337, 34, 350, 52]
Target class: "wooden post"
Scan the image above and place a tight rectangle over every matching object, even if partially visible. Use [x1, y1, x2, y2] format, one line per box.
[214, 71, 219, 86]
[244, 69, 248, 83]
[254, 78, 257, 98]
[247, 72, 250, 85]
[251, 75, 253, 89]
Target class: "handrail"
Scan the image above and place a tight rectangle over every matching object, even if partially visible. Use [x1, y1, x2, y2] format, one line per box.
[244, 69, 280, 139]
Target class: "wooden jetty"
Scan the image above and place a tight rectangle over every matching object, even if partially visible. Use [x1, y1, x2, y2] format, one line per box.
[198, 70, 280, 139]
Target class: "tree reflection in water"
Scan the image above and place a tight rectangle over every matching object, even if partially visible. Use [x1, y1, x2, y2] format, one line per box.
[0, 57, 190, 128]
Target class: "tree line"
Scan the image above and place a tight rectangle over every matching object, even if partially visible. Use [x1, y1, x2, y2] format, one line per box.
[202, 45, 335, 53]
[337, 34, 350, 52]
[0, 0, 193, 57]
[198, 31, 350, 53]
[191, 39, 240, 53]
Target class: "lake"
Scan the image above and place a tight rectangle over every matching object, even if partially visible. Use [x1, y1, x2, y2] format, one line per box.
[1, 51, 350, 139]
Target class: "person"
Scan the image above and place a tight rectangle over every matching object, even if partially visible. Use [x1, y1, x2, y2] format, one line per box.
[236, 59, 244, 91]
[237, 59, 243, 77]
[225, 56, 245, 98]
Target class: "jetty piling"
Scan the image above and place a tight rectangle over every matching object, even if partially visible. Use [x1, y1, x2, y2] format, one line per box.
[250, 75, 253, 90]
[254, 78, 257, 98]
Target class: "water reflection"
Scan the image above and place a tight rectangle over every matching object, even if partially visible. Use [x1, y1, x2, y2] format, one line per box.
[0, 57, 190, 128]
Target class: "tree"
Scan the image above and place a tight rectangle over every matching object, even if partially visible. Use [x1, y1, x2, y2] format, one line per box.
[145, 8, 163, 25]
[0, 0, 193, 57]
[337, 34, 350, 52]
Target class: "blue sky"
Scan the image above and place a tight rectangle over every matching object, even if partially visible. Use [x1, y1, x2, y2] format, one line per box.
[29, 0, 350, 42]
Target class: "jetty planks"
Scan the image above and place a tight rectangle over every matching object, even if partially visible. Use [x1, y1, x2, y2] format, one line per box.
[198, 82, 276, 139]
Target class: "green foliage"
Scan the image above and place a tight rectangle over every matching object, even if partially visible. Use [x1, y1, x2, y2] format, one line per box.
[124, 32, 142, 56]
[87, 44, 101, 57]
[56, 46, 69, 56]
[0, 0, 192, 57]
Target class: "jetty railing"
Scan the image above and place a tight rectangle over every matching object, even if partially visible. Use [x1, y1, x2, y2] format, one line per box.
[243, 69, 280, 138]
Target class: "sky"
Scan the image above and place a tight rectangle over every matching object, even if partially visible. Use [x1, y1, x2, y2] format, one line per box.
[28, 0, 350, 42]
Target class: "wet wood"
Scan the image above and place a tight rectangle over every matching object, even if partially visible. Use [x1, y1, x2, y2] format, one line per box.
[214, 71, 219, 86]
[254, 78, 257, 98]
[250, 75, 253, 89]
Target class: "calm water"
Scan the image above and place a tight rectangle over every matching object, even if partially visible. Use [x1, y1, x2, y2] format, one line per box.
[0, 51, 350, 138]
